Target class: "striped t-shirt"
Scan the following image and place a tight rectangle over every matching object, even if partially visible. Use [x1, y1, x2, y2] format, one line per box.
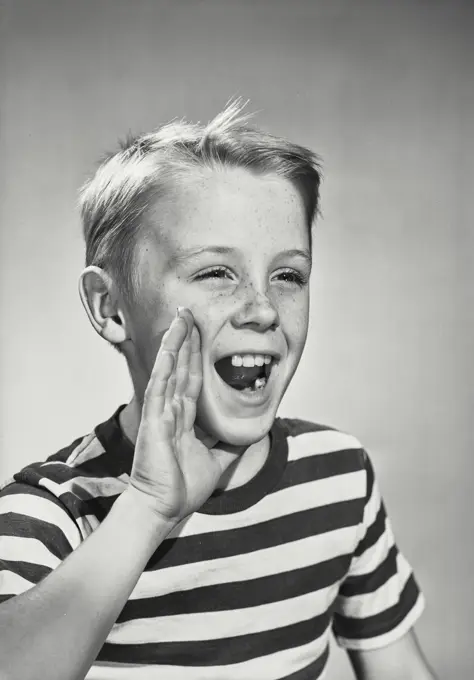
[0, 408, 424, 679]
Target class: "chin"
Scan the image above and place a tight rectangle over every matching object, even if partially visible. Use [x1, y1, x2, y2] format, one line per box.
[195, 396, 277, 448]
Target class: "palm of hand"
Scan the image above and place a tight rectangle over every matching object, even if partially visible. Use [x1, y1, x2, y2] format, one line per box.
[129, 310, 227, 523]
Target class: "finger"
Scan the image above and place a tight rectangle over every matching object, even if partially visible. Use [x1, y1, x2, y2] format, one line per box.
[165, 364, 177, 402]
[141, 312, 186, 416]
[186, 325, 203, 401]
[142, 350, 175, 419]
[159, 313, 188, 356]
[174, 313, 193, 398]
[182, 325, 203, 432]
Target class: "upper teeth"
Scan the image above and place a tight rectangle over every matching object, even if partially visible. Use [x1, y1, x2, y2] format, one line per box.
[231, 354, 272, 367]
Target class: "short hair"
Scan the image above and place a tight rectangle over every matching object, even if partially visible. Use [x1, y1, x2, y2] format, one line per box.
[79, 100, 322, 299]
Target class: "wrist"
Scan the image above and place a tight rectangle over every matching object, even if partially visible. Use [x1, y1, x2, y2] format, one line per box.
[114, 487, 179, 540]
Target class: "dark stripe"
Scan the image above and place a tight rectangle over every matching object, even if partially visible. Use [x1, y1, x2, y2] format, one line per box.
[42, 436, 88, 464]
[340, 544, 399, 597]
[47, 491, 119, 524]
[333, 573, 420, 640]
[17, 449, 132, 484]
[0, 593, 14, 605]
[279, 448, 366, 492]
[14, 451, 367, 530]
[278, 418, 335, 437]
[95, 405, 134, 476]
[146, 499, 361, 571]
[1, 482, 70, 510]
[363, 451, 375, 502]
[281, 645, 329, 680]
[0, 559, 50, 585]
[12, 437, 85, 485]
[0, 512, 74, 559]
[99, 612, 331, 666]
[17, 461, 109, 485]
[199, 418, 289, 515]
[2, 480, 121, 526]
[117, 554, 352, 622]
[354, 503, 387, 557]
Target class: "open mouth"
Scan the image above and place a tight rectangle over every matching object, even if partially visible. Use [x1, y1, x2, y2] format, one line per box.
[213, 354, 275, 394]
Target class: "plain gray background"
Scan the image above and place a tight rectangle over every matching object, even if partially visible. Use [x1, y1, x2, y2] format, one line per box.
[1, 1, 473, 677]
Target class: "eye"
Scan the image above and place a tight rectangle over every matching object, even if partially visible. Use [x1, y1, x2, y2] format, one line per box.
[274, 269, 308, 287]
[194, 266, 232, 281]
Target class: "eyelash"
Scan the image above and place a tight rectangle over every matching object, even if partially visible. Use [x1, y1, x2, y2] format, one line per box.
[194, 266, 230, 281]
[276, 269, 308, 287]
[194, 267, 308, 287]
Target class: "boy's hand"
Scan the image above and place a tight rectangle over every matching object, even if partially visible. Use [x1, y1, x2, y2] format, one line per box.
[127, 308, 227, 525]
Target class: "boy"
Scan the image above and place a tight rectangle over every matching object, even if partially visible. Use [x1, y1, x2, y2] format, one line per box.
[0, 103, 436, 679]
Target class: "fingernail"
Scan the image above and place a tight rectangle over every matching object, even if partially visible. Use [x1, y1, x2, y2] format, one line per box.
[176, 306, 185, 318]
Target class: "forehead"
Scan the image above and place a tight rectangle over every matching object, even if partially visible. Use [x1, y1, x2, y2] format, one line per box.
[145, 166, 309, 256]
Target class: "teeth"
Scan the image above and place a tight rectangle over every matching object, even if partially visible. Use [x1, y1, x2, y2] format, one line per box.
[231, 354, 273, 367]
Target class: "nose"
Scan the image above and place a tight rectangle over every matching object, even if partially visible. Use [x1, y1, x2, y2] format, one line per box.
[231, 287, 280, 331]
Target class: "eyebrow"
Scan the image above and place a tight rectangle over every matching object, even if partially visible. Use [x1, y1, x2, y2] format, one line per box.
[173, 246, 312, 265]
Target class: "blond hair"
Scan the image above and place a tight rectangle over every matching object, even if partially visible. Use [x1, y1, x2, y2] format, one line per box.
[79, 100, 322, 298]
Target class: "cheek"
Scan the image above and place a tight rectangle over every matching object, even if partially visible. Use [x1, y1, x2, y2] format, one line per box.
[188, 297, 227, 351]
[278, 294, 309, 354]
[128, 301, 173, 371]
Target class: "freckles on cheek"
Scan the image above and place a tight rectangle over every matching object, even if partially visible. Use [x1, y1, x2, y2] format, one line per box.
[188, 291, 231, 336]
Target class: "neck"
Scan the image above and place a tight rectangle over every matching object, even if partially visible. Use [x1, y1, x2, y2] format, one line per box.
[119, 398, 271, 492]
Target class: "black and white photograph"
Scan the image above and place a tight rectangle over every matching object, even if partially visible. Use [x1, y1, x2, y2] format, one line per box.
[0, 1, 472, 678]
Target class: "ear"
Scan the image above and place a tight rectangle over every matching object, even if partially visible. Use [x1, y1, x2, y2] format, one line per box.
[78, 266, 129, 345]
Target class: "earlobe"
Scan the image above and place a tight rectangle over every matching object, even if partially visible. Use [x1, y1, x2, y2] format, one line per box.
[78, 266, 129, 345]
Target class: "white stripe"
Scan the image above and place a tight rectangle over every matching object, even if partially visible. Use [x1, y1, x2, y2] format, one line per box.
[287, 430, 363, 461]
[172, 469, 366, 538]
[87, 633, 330, 680]
[130, 525, 357, 600]
[65, 433, 104, 467]
[0, 569, 35, 595]
[338, 553, 412, 618]
[360, 479, 382, 530]
[348, 523, 395, 578]
[76, 514, 100, 537]
[38, 473, 129, 499]
[0, 493, 81, 550]
[336, 593, 425, 650]
[0, 535, 60, 569]
[109, 581, 339, 644]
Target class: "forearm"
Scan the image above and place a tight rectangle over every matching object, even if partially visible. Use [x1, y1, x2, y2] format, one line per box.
[349, 629, 439, 680]
[0, 488, 175, 680]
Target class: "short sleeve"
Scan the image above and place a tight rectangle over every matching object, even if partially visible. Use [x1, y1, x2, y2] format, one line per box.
[332, 451, 425, 650]
[0, 482, 82, 604]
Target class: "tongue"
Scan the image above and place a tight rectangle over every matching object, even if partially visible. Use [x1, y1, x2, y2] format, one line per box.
[214, 357, 263, 391]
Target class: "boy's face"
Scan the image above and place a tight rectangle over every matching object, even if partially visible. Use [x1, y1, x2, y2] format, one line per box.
[126, 166, 311, 446]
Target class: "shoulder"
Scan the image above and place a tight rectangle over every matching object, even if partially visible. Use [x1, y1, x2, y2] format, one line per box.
[1, 430, 105, 493]
[1, 412, 129, 531]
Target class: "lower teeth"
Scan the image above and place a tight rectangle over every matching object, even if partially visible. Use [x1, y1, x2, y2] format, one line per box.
[254, 377, 266, 390]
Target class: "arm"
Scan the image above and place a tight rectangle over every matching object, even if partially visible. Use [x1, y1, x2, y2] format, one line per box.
[348, 628, 438, 680]
[0, 488, 175, 680]
[0, 309, 230, 680]
[333, 451, 437, 678]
